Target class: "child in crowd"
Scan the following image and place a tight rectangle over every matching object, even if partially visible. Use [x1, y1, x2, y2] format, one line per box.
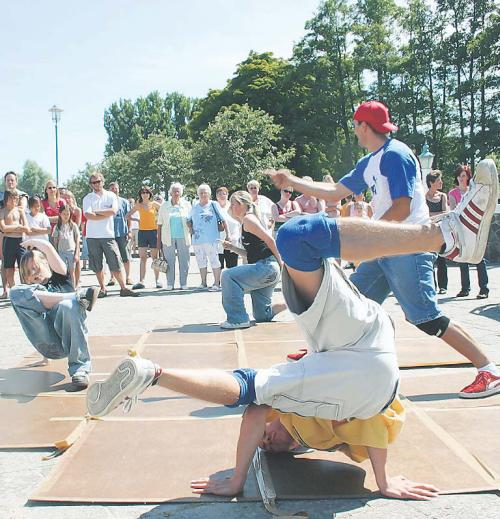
[51, 205, 80, 288]
[0, 190, 30, 296]
[26, 196, 51, 241]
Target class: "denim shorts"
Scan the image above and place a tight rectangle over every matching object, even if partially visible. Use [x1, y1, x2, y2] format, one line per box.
[350, 252, 442, 325]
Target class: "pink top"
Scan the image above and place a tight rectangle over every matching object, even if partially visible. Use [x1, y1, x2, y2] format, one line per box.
[42, 199, 65, 230]
[448, 187, 463, 206]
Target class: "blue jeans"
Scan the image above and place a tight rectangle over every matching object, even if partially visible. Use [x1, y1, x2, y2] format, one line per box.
[221, 257, 280, 324]
[10, 285, 91, 376]
[162, 239, 190, 287]
[350, 253, 442, 325]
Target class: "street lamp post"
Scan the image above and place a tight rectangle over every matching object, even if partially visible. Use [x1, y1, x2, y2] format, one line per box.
[418, 141, 434, 180]
[49, 105, 63, 185]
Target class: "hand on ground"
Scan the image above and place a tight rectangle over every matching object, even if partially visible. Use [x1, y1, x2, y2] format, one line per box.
[190, 476, 243, 496]
[380, 475, 439, 500]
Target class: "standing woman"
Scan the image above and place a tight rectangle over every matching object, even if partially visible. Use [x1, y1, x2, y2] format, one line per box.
[157, 182, 192, 290]
[426, 171, 449, 294]
[219, 191, 286, 329]
[188, 184, 228, 291]
[449, 165, 489, 299]
[127, 186, 161, 290]
[215, 187, 240, 269]
[63, 191, 82, 287]
[42, 180, 65, 232]
[271, 186, 301, 233]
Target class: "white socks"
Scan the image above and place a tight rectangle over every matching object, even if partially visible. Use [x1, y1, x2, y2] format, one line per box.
[478, 362, 500, 376]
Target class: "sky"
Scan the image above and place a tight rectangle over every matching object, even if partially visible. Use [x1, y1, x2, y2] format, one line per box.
[1, 0, 320, 185]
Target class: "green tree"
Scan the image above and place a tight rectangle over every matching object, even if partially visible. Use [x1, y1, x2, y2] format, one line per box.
[192, 104, 294, 193]
[18, 160, 52, 196]
[189, 52, 291, 138]
[102, 134, 194, 198]
[104, 91, 196, 155]
[288, 0, 361, 178]
[65, 162, 101, 204]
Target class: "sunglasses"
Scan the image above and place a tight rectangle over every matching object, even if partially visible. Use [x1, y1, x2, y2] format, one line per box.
[283, 189, 293, 194]
[91, 180, 102, 185]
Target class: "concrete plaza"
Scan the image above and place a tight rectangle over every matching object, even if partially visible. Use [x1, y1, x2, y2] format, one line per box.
[1, 257, 499, 518]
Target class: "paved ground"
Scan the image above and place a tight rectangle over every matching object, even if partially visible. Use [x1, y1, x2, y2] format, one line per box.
[1, 257, 499, 518]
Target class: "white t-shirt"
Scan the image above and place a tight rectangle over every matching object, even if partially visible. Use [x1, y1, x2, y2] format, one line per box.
[340, 139, 429, 225]
[129, 211, 139, 230]
[25, 211, 50, 241]
[217, 202, 241, 246]
[82, 190, 118, 239]
[256, 195, 274, 229]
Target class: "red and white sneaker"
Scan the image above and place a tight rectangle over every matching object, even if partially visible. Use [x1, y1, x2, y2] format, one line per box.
[439, 158, 498, 264]
[286, 348, 308, 362]
[459, 371, 500, 399]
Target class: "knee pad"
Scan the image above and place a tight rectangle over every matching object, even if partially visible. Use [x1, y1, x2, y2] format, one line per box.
[416, 315, 450, 337]
[276, 213, 340, 272]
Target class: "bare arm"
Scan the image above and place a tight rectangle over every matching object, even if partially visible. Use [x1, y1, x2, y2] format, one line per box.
[191, 404, 269, 496]
[125, 203, 140, 219]
[72, 207, 82, 226]
[379, 197, 411, 222]
[243, 214, 282, 266]
[222, 240, 247, 258]
[21, 238, 67, 276]
[266, 169, 352, 204]
[367, 446, 439, 500]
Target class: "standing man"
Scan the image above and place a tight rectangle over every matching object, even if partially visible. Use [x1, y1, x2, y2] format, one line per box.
[82, 172, 138, 298]
[107, 182, 133, 286]
[1, 172, 28, 298]
[268, 100, 499, 398]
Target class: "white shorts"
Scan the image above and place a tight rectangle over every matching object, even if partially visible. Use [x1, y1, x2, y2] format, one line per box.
[254, 260, 399, 421]
[193, 242, 221, 269]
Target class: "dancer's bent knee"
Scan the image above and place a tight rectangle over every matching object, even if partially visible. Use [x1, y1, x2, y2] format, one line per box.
[276, 213, 341, 272]
[226, 368, 257, 407]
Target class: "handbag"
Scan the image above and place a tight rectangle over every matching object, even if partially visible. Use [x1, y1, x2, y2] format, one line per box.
[211, 202, 225, 232]
[152, 257, 168, 274]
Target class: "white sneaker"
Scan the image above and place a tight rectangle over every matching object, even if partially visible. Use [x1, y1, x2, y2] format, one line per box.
[197, 284, 208, 290]
[86, 355, 157, 417]
[220, 320, 251, 329]
[208, 285, 221, 292]
[180, 285, 188, 290]
[439, 159, 498, 264]
[165, 285, 174, 291]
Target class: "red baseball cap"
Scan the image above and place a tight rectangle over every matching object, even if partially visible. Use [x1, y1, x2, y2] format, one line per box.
[353, 101, 398, 133]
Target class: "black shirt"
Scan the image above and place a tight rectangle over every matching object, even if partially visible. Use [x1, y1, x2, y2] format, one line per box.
[43, 271, 73, 293]
[241, 228, 273, 264]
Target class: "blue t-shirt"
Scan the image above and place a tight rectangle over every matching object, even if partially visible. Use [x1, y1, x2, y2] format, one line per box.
[188, 201, 224, 245]
[169, 206, 185, 239]
[113, 197, 130, 238]
[340, 139, 429, 224]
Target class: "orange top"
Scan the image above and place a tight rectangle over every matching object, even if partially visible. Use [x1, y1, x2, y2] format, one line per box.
[137, 204, 157, 230]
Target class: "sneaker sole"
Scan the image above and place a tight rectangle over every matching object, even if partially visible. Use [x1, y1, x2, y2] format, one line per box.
[87, 359, 144, 417]
[220, 322, 251, 329]
[459, 384, 500, 399]
[465, 159, 498, 264]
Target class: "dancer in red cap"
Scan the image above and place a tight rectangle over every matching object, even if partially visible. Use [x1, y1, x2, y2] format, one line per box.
[268, 100, 499, 398]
